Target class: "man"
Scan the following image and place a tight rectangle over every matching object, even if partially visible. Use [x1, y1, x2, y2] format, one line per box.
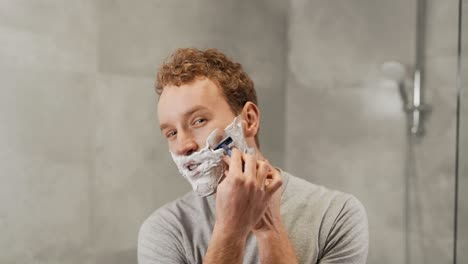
[138, 48, 369, 263]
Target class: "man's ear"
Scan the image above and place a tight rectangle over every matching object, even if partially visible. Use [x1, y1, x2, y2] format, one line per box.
[241, 102, 260, 139]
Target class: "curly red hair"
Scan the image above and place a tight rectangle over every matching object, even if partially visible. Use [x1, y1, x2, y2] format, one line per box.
[155, 48, 258, 114]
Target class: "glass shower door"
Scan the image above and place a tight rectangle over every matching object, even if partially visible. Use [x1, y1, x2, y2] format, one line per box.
[456, 0, 468, 262]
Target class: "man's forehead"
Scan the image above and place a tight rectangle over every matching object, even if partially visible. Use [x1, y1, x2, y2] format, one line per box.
[158, 79, 224, 126]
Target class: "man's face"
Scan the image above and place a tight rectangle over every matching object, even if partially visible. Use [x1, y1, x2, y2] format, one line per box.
[158, 78, 237, 155]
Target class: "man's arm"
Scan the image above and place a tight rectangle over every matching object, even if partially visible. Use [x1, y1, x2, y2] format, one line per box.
[252, 169, 298, 264]
[203, 223, 247, 263]
[255, 226, 298, 264]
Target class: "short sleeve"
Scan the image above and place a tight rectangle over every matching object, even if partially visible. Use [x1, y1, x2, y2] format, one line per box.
[319, 195, 369, 264]
[138, 214, 187, 264]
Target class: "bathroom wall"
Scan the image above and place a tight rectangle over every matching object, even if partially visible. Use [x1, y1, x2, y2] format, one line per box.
[284, 0, 459, 264]
[0, 0, 287, 263]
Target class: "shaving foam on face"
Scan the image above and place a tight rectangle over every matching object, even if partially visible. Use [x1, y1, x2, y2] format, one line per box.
[170, 130, 225, 197]
[223, 116, 255, 155]
[170, 115, 254, 197]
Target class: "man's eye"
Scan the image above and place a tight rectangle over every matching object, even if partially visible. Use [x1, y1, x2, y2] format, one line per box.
[193, 118, 206, 126]
[166, 131, 177, 138]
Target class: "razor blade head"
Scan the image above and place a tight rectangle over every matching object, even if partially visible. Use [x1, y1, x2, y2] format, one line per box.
[214, 136, 233, 156]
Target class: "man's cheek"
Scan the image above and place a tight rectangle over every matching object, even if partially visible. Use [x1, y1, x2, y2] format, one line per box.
[168, 138, 183, 153]
[194, 126, 222, 146]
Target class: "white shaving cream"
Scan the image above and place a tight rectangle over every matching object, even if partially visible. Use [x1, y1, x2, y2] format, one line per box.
[170, 115, 254, 197]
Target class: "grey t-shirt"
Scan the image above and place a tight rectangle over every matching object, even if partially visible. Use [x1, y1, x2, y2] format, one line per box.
[138, 170, 369, 263]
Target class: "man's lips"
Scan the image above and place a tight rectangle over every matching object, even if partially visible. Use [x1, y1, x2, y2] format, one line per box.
[184, 162, 201, 171]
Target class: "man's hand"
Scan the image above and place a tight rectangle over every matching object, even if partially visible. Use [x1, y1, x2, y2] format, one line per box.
[215, 148, 283, 237]
[203, 148, 282, 263]
[251, 160, 282, 233]
[252, 164, 299, 264]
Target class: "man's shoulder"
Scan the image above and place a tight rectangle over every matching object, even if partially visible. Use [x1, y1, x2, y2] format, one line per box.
[281, 171, 369, 262]
[138, 192, 206, 263]
[283, 170, 357, 205]
[282, 170, 366, 224]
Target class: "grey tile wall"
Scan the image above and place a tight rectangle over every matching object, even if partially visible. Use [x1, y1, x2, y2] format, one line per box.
[0, 0, 97, 73]
[0, 69, 94, 264]
[0, 0, 287, 263]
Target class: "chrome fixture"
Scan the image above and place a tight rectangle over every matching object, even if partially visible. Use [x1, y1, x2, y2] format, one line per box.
[381, 61, 430, 136]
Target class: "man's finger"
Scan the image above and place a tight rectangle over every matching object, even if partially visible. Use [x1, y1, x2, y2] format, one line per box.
[256, 160, 269, 189]
[222, 154, 230, 166]
[228, 148, 242, 177]
[265, 171, 282, 197]
[243, 153, 257, 183]
[217, 170, 227, 185]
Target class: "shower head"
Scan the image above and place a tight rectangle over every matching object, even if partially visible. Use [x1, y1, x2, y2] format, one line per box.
[381, 61, 410, 111]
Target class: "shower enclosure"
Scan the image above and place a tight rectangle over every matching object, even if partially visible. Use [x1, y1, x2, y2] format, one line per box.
[286, 0, 463, 263]
[455, 0, 468, 263]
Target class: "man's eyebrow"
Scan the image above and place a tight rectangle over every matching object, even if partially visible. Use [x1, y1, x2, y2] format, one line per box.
[159, 123, 169, 132]
[159, 105, 210, 131]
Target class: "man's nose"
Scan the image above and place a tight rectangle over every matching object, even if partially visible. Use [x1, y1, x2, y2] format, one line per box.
[174, 131, 198, 156]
